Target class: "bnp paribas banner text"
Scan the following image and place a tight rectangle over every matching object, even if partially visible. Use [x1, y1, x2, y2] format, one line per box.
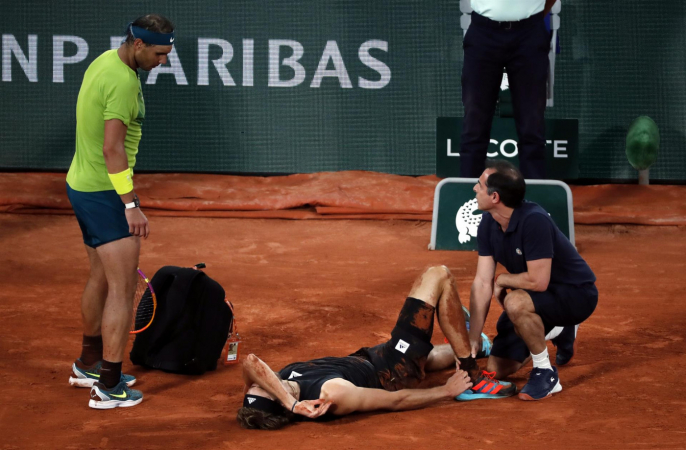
[0, 1, 461, 174]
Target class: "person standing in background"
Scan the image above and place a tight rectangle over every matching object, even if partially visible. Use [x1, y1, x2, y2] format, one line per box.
[460, 0, 558, 179]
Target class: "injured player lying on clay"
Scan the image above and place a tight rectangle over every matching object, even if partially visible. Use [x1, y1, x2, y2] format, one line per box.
[237, 266, 516, 430]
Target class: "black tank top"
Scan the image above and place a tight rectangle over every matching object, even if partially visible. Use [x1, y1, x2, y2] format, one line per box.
[278, 354, 381, 401]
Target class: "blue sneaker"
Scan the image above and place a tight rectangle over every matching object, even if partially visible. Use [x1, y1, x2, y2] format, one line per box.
[461, 306, 492, 359]
[518, 367, 563, 401]
[89, 381, 143, 409]
[69, 360, 136, 388]
[455, 370, 517, 401]
[552, 325, 578, 366]
[476, 333, 492, 359]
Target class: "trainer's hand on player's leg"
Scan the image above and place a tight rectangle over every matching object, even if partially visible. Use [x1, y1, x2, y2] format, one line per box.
[469, 336, 482, 359]
[126, 208, 150, 239]
[445, 370, 473, 397]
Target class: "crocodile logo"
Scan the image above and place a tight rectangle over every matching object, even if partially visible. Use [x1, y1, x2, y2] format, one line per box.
[455, 198, 482, 244]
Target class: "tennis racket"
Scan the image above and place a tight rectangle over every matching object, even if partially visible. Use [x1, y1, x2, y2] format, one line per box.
[130, 267, 156, 334]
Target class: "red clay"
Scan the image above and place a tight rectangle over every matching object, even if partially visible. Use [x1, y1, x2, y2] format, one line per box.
[1, 213, 685, 449]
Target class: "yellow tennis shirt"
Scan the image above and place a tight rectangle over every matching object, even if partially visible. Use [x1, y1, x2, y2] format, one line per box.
[66, 49, 145, 192]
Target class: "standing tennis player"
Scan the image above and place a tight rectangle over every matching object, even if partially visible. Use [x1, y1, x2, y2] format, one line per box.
[66, 14, 174, 409]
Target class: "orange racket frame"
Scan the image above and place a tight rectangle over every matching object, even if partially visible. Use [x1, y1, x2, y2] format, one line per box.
[130, 268, 157, 334]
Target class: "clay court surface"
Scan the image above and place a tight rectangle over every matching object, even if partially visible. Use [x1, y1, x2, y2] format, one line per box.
[1, 174, 686, 449]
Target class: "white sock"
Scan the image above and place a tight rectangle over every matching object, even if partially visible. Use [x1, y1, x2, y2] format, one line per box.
[531, 348, 552, 370]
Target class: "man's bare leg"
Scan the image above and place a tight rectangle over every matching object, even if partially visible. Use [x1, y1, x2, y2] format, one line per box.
[502, 290, 547, 355]
[408, 266, 517, 400]
[408, 266, 478, 380]
[81, 246, 109, 336]
[95, 236, 140, 387]
[501, 289, 565, 400]
[76, 246, 109, 367]
[479, 290, 543, 378]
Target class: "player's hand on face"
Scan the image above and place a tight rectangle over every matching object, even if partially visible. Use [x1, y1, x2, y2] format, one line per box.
[125, 207, 150, 239]
[445, 370, 473, 397]
[293, 399, 332, 418]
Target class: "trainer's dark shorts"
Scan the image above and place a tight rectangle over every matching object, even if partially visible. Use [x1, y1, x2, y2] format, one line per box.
[490, 282, 598, 363]
[352, 297, 435, 392]
[66, 183, 131, 248]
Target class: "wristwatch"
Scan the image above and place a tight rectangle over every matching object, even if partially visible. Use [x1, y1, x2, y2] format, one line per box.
[124, 194, 140, 209]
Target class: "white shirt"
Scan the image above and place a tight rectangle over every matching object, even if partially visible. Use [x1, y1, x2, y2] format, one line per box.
[471, 0, 545, 22]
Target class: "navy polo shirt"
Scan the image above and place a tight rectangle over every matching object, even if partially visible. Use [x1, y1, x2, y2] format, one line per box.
[477, 201, 596, 286]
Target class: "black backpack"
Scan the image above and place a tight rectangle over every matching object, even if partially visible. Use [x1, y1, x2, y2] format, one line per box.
[130, 266, 232, 375]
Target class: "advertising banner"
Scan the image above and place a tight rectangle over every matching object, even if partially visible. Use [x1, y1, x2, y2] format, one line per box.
[430, 178, 574, 251]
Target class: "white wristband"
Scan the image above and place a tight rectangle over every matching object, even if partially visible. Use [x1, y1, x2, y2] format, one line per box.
[124, 202, 137, 209]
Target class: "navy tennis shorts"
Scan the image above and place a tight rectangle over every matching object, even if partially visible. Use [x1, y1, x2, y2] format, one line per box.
[66, 183, 131, 248]
[490, 282, 598, 363]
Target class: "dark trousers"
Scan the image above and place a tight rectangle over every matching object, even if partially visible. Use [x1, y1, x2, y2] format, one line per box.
[460, 12, 550, 179]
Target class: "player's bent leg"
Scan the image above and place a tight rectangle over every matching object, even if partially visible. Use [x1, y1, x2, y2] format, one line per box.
[407, 265, 452, 308]
[406, 267, 516, 400]
[405, 266, 472, 359]
[403, 267, 516, 401]
[412, 266, 480, 377]
[434, 270, 472, 360]
[404, 265, 472, 367]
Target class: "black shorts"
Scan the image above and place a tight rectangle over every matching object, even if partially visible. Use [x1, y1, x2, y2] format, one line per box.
[353, 297, 435, 392]
[490, 282, 598, 363]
